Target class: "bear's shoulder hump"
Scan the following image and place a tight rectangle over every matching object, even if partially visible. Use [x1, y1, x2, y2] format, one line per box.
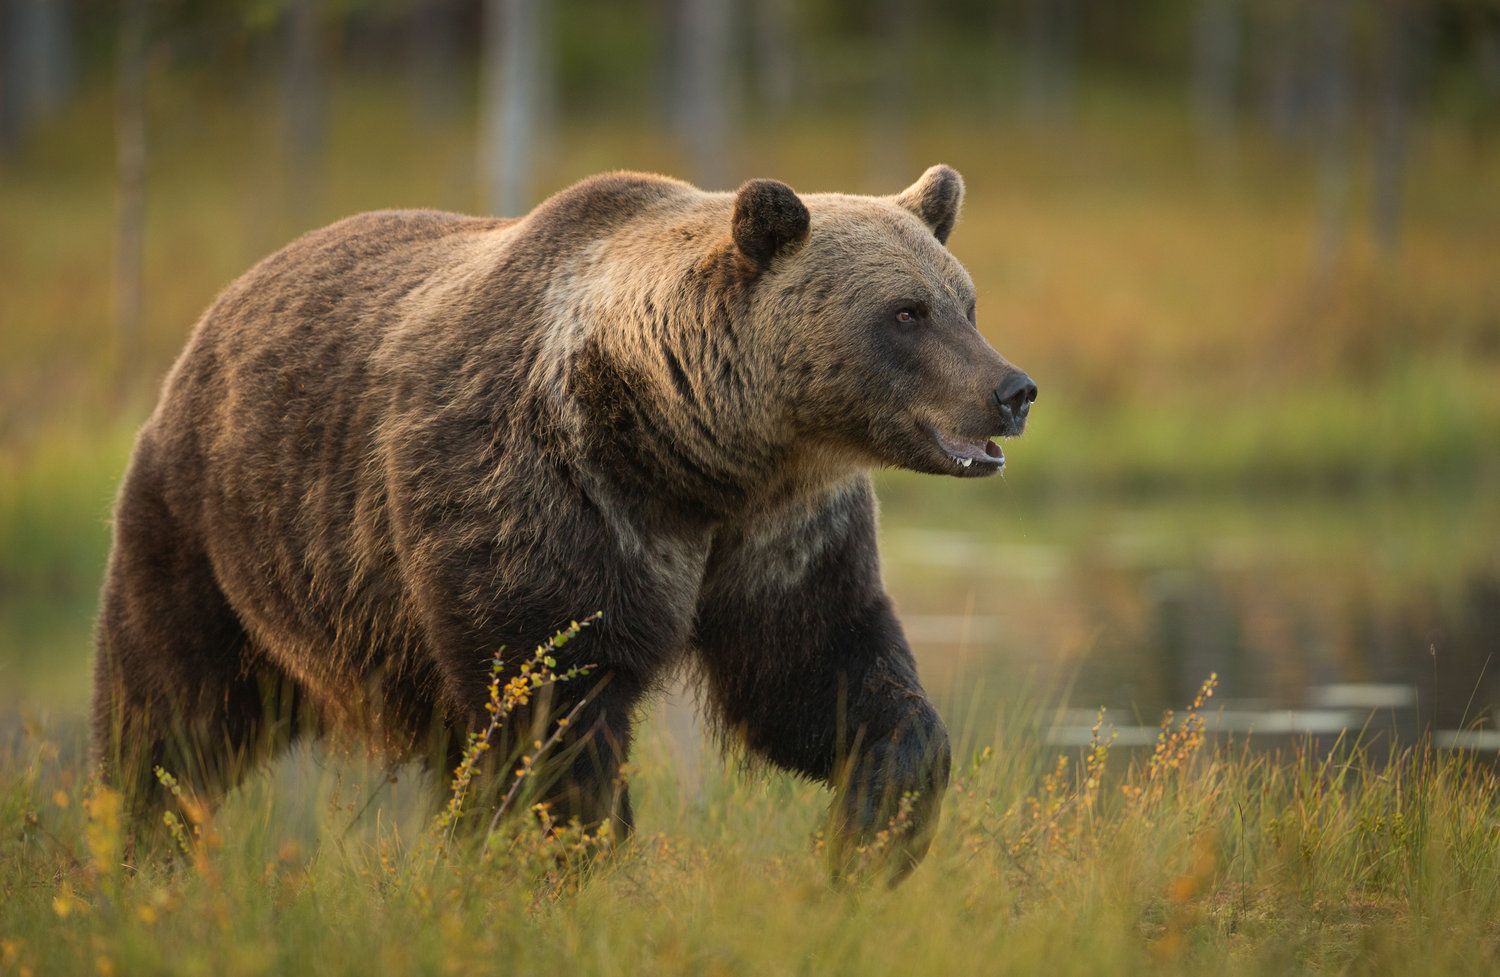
[527, 171, 698, 238]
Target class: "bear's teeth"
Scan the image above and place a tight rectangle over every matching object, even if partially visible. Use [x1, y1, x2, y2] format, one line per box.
[957, 457, 972, 468]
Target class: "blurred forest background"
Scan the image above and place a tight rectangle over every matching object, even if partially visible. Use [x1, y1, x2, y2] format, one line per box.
[2, 0, 1499, 739]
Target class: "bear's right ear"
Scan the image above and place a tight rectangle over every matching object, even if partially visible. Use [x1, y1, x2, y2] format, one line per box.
[732, 179, 810, 269]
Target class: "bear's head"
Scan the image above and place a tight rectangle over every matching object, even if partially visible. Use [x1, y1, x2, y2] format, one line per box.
[731, 165, 1036, 479]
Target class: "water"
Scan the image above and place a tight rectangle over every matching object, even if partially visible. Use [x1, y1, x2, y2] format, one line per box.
[3, 480, 1498, 752]
[877, 476, 1500, 749]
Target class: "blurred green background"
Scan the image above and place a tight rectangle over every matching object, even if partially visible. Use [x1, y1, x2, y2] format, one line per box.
[2, 0, 1499, 746]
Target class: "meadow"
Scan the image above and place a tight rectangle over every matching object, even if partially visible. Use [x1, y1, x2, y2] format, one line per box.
[3, 71, 1500, 975]
[5, 677, 1500, 976]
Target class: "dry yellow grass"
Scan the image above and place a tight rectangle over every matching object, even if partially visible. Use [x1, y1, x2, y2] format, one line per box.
[4, 676, 1500, 976]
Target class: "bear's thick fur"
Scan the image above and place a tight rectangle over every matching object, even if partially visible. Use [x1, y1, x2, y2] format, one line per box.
[93, 165, 1035, 873]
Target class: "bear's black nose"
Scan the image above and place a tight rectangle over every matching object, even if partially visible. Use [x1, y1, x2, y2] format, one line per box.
[993, 372, 1037, 431]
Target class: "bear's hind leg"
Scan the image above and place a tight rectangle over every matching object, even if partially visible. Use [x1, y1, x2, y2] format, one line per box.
[433, 667, 637, 846]
[91, 453, 302, 825]
[533, 682, 636, 844]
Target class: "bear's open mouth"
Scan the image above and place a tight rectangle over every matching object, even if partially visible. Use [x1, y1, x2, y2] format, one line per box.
[919, 422, 1005, 471]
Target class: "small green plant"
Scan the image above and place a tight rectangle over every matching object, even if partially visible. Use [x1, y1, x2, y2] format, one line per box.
[152, 767, 197, 857]
[1123, 672, 1218, 806]
[432, 614, 599, 842]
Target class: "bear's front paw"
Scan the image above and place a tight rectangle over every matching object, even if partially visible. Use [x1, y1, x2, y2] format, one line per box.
[826, 709, 951, 886]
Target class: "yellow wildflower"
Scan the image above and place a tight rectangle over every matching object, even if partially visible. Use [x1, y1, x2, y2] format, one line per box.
[83, 787, 123, 874]
[52, 882, 81, 919]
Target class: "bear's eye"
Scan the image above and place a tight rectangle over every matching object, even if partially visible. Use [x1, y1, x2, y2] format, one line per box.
[894, 308, 918, 324]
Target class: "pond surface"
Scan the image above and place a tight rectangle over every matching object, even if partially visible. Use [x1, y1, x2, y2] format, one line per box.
[878, 475, 1500, 751]
[3, 478, 1498, 752]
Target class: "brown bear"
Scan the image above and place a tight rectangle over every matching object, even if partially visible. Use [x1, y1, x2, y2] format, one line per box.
[92, 164, 1036, 874]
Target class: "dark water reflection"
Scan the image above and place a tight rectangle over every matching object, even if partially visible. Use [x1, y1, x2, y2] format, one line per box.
[3, 480, 1499, 753]
[878, 477, 1500, 749]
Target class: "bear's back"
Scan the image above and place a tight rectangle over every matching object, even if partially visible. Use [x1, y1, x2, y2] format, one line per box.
[134, 178, 708, 685]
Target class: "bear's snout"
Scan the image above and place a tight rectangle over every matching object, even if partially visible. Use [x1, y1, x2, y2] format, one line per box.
[992, 370, 1038, 437]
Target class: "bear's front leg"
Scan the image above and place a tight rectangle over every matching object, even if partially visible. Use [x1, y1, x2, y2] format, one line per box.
[825, 658, 951, 881]
[692, 478, 951, 882]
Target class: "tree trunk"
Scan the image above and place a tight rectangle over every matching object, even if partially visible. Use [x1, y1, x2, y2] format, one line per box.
[114, 0, 147, 395]
[284, 0, 327, 221]
[480, 0, 547, 216]
[1022, 0, 1078, 125]
[409, 0, 463, 130]
[1255, 0, 1308, 146]
[1479, 18, 1500, 103]
[0, 0, 17, 157]
[867, 0, 914, 188]
[1310, 0, 1351, 275]
[751, 0, 794, 118]
[1373, 0, 1421, 256]
[672, 0, 732, 189]
[1192, 0, 1239, 145]
[1, 0, 75, 160]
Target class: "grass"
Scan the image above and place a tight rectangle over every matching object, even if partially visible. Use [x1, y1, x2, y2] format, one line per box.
[4, 677, 1500, 976]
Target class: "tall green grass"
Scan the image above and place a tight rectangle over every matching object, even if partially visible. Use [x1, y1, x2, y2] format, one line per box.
[4, 679, 1499, 976]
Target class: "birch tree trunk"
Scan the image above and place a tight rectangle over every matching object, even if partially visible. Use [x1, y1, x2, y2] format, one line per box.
[751, 0, 794, 118]
[1373, 0, 1421, 256]
[1310, 0, 1351, 275]
[1022, 0, 1078, 125]
[114, 0, 147, 394]
[480, 0, 545, 216]
[2, 0, 75, 159]
[1256, 0, 1308, 146]
[284, 0, 327, 221]
[1192, 0, 1239, 146]
[867, 0, 914, 188]
[673, 0, 732, 189]
[410, 0, 463, 130]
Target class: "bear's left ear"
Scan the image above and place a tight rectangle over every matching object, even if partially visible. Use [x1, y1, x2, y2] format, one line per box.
[732, 179, 810, 269]
[894, 164, 965, 245]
